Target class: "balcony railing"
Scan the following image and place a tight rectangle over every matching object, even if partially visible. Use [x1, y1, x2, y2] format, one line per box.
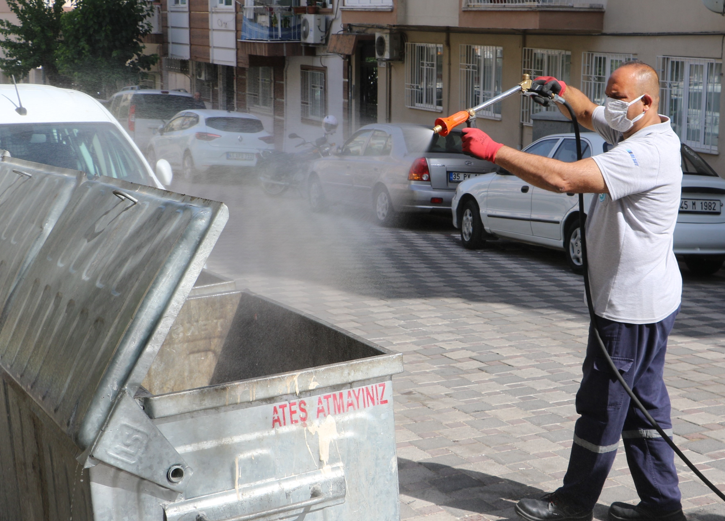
[241, 6, 301, 41]
[465, 0, 606, 8]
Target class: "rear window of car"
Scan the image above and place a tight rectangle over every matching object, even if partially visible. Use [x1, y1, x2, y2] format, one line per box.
[0, 122, 150, 185]
[205, 117, 264, 133]
[682, 144, 718, 177]
[134, 94, 205, 120]
[401, 126, 464, 154]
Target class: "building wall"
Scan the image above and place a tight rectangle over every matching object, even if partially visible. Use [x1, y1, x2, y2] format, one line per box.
[383, 18, 725, 174]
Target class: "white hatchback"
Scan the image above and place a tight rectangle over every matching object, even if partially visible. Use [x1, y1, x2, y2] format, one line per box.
[452, 132, 725, 276]
[147, 109, 274, 179]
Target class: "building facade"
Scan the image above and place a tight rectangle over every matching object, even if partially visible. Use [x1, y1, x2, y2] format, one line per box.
[339, 0, 725, 173]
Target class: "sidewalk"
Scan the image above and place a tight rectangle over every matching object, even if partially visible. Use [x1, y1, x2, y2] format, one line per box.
[197, 182, 725, 521]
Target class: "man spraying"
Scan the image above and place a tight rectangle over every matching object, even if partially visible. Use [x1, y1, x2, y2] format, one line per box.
[461, 62, 686, 521]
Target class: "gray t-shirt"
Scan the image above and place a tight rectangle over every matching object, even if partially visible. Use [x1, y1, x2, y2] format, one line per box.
[587, 105, 682, 324]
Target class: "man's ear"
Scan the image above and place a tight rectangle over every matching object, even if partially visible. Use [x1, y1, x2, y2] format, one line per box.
[642, 94, 653, 110]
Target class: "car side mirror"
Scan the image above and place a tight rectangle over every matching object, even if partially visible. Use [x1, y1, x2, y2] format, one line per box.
[496, 166, 512, 176]
[288, 133, 301, 139]
[155, 158, 173, 186]
[157, 124, 165, 135]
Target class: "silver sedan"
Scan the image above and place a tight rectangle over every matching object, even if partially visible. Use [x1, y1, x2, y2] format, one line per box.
[306, 124, 495, 225]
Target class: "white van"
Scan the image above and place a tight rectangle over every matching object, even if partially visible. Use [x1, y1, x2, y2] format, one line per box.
[108, 88, 205, 153]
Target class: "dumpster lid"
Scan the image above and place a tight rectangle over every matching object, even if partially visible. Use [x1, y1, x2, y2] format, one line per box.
[0, 169, 228, 451]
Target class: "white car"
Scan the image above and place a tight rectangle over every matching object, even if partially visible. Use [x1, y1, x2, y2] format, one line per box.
[0, 84, 172, 189]
[147, 109, 274, 179]
[452, 132, 725, 276]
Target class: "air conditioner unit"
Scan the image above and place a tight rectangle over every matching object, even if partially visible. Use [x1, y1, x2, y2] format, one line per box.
[301, 14, 326, 45]
[375, 32, 402, 61]
[196, 64, 208, 81]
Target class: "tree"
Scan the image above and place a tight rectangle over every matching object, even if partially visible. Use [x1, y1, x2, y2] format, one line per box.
[0, 0, 66, 85]
[58, 0, 159, 97]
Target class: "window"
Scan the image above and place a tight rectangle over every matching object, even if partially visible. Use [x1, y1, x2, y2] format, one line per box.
[301, 67, 326, 121]
[172, 0, 187, 6]
[581, 52, 635, 106]
[364, 130, 392, 156]
[405, 43, 443, 112]
[553, 139, 591, 163]
[247, 66, 273, 112]
[341, 130, 372, 156]
[460, 45, 503, 119]
[217, 0, 232, 5]
[658, 56, 721, 154]
[525, 139, 559, 158]
[521, 48, 571, 125]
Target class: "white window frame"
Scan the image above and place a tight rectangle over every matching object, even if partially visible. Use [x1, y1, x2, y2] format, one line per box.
[171, 0, 188, 7]
[247, 66, 273, 113]
[581, 52, 635, 106]
[405, 43, 443, 112]
[521, 48, 571, 125]
[658, 55, 721, 154]
[342, 0, 393, 8]
[301, 67, 326, 122]
[216, 0, 233, 7]
[460, 44, 503, 120]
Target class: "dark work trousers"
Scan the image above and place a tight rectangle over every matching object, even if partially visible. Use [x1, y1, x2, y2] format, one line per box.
[556, 306, 681, 513]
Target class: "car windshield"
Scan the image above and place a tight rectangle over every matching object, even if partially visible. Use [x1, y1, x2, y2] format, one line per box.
[205, 117, 264, 133]
[681, 144, 718, 177]
[0, 122, 149, 184]
[135, 94, 205, 120]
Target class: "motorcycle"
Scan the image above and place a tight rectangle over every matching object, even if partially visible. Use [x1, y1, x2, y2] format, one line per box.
[257, 132, 333, 197]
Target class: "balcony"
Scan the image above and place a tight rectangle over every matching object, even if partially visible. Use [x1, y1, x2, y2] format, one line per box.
[237, 3, 316, 68]
[460, 0, 605, 33]
[241, 5, 301, 41]
[464, 0, 606, 8]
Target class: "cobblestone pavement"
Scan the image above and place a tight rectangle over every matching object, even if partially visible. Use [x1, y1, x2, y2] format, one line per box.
[178, 175, 725, 521]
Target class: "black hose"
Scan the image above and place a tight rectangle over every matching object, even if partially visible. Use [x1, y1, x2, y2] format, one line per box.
[559, 99, 725, 503]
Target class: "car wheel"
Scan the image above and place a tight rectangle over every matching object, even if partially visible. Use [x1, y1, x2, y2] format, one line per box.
[564, 219, 584, 274]
[460, 199, 485, 249]
[258, 166, 289, 196]
[373, 186, 396, 226]
[182, 152, 197, 181]
[308, 175, 326, 212]
[684, 255, 725, 276]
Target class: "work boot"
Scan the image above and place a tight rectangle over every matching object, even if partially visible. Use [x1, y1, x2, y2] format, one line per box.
[515, 493, 593, 521]
[608, 502, 687, 521]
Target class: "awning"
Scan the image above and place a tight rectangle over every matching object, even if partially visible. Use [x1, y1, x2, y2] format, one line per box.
[327, 33, 358, 55]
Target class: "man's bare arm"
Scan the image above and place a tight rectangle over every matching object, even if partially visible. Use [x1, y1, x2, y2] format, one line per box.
[555, 85, 599, 132]
[495, 146, 608, 194]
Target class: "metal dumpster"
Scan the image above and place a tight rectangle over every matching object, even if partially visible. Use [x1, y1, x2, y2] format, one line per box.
[0, 157, 404, 521]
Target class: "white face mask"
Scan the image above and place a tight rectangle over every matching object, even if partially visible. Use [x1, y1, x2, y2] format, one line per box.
[604, 94, 646, 132]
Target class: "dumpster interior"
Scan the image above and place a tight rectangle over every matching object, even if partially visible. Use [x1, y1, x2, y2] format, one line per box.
[142, 287, 382, 396]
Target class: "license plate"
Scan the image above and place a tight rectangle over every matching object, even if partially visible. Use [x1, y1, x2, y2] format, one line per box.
[679, 198, 721, 214]
[449, 172, 482, 183]
[227, 152, 255, 161]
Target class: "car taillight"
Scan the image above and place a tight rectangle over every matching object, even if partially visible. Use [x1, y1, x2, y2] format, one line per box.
[259, 135, 275, 144]
[128, 104, 136, 132]
[195, 132, 221, 141]
[408, 157, 430, 182]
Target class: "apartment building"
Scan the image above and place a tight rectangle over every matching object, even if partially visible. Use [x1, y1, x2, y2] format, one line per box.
[162, 0, 347, 151]
[339, 0, 725, 172]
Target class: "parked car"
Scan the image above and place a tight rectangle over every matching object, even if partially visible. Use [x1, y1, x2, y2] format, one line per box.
[147, 109, 274, 179]
[0, 84, 171, 189]
[452, 132, 725, 276]
[108, 87, 205, 152]
[306, 123, 495, 225]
